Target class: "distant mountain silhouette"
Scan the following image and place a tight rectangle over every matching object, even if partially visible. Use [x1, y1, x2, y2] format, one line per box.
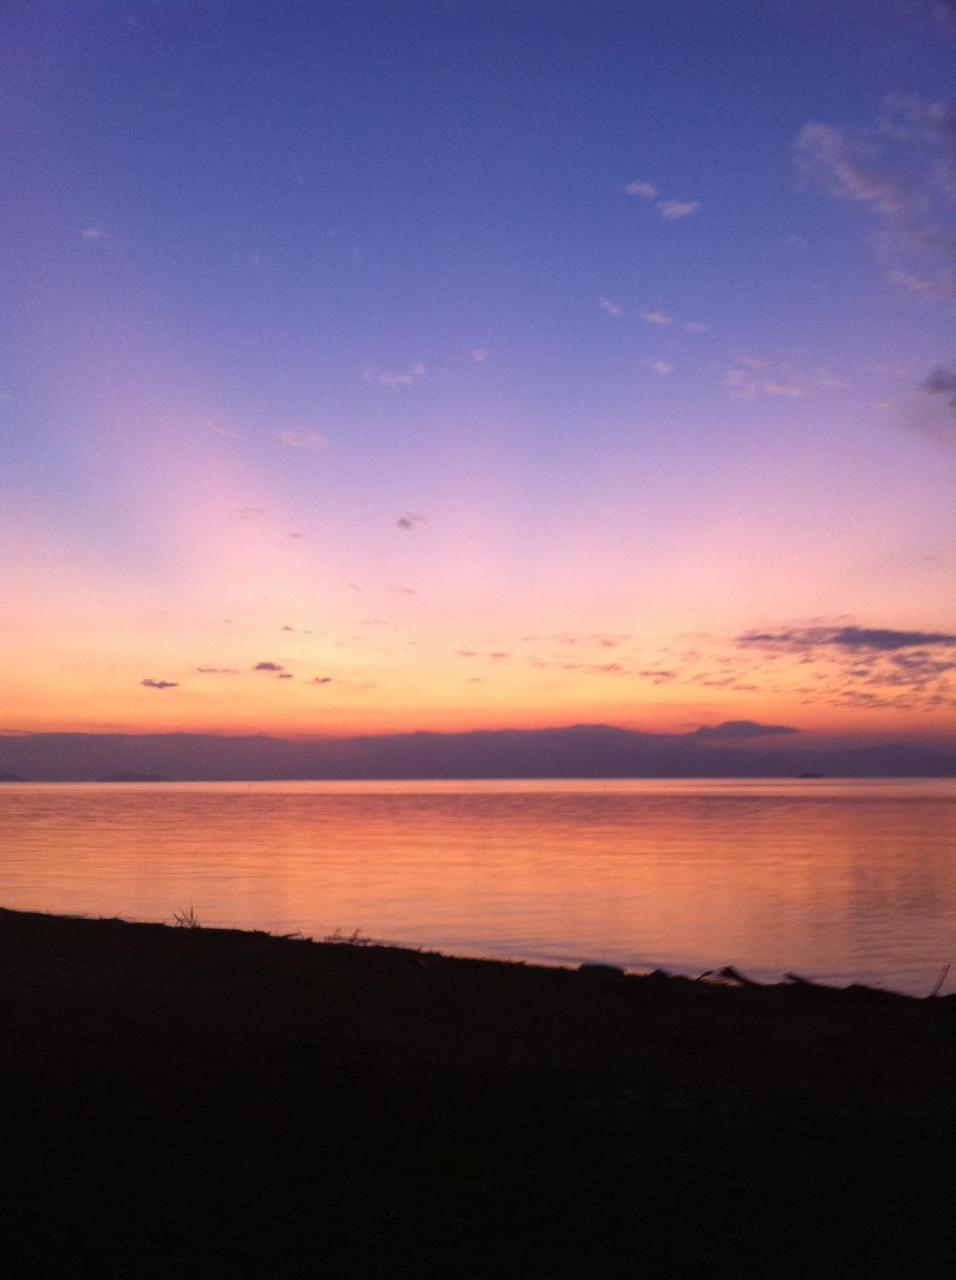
[97, 771, 172, 783]
[0, 771, 26, 782]
[1, 727, 954, 781]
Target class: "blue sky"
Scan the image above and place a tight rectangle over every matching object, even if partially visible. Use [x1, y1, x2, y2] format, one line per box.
[2, 0, 955, 745]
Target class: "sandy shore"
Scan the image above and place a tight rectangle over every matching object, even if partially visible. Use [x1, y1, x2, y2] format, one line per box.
[1, 906, 955, 1277]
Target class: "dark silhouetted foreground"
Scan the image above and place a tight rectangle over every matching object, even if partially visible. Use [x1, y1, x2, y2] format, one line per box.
[1, 908, 955, 1277]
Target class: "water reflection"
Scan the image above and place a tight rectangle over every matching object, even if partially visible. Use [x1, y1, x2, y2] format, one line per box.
[1, 779, 954, 994]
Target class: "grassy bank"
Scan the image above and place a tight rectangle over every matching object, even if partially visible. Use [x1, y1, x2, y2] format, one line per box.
[1, 906, 955, 1277]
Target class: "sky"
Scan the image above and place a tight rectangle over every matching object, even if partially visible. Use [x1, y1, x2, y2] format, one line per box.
[2, 0, 956, 756]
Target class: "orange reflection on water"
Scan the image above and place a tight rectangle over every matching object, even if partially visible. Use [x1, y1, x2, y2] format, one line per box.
[1, 779, 954, 995]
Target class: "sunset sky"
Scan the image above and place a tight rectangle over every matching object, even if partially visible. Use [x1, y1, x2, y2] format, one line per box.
[3, 0, 956, 751]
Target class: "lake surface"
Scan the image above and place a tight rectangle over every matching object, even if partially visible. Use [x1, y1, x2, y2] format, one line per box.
[1, 779, 955, 995]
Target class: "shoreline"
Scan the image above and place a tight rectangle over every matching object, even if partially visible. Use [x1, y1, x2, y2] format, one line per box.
[2, 906, 956, 1275]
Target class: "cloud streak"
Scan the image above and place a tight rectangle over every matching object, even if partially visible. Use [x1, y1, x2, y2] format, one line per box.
[795, 95, 956, 299]
[278, 429, 326, 451]
[657, 200, 700, 221]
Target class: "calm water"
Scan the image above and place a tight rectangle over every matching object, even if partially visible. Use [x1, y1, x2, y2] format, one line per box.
[1, 779, 955, 995]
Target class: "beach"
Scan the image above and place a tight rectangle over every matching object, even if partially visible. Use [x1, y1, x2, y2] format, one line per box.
[2, 906, 955, 1277]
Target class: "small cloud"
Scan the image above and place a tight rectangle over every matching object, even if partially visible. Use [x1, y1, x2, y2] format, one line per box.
[396, 511, 425, 530]
[625, 181, 658, 199]
[641, 310, 672, 326]
[764, 379, 803, 398]
[287, 531, 305, 541]
[196, 667, 239, 674]
[921, 364, 956, 413]
[236, 506, 267, 522]
[277, 673, 294, 680]
[598, 295, 624, 318]
[457, 649, 479, 658]
[253, 661, 284, 672]
[684, 321, 710, 333]
[658, 200, 700, 220]
[727, 357, 808, 400]
[141, 678, 178, 690]
[312, 676, 333, 685]
[646, 359, 673, 375]
[689, 720, 799, 739]
[81, 226, 109, 242]
[639, 669, 676, 684]
[364, 363, 426, 388]
[471, 348, 489, 363]
[888, 269, 937, 295]
[278, 429, 326, 451]
[281, 625, 296, 632]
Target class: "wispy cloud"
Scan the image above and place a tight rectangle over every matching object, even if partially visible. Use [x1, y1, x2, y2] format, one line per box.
[81, 226, 109, 242]
[735, 624, 956, 711]
[471, 348, 489, 363]
[684, 321, 711, 333]
[312, 676, 333, 685]
[641, 310, 672, 326]
[795, 95, 956, 299]
[739, 625, 956, 651]
[364, 362, 426, 388]
[796, 123, 908, 216]
[196, 667, 239, 674]
[658, 200, 700, 221]
[253, 661, 284, 672]
[764, 379, 803, 398]
[624, 183, 701, 221]
[141, 678, 178, 690]
[639, 669, 676, 684]
[598, 295, 624, 318]
[646, 359, 673, 375]
[278, 429, 326, 451]
[726, 357, 808, 400]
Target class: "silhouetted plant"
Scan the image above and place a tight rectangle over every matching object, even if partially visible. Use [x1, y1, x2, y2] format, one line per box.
[172, 904, 202, 929]
[323, 927, 372, 946]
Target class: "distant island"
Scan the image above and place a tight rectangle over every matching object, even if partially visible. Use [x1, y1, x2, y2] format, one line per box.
[2, 726, 954, 782]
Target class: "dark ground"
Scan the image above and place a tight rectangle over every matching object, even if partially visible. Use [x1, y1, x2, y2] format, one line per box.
[1, 907, 955, 1278]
